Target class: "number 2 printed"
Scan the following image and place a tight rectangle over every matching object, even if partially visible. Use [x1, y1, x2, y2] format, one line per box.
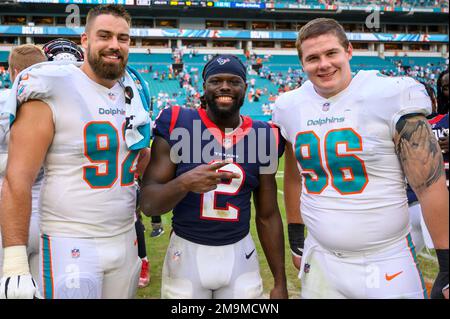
[200, 161, 245, 222]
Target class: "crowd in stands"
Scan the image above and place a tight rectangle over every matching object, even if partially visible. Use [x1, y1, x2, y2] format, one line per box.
[383, 59, 448, 87]
[0, 67, 10, 90]
[1, 52, 448, 118]
[142, 51, 448, 117]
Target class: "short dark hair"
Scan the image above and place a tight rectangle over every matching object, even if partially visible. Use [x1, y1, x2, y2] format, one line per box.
[85, 4, 131, 31]
[295, 18, 350, 60]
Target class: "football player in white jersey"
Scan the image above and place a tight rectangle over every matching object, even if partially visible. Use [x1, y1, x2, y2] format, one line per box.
[0, 5, 147, 299]
[272, 18, 448, 299]
[0, 44, 47, 280]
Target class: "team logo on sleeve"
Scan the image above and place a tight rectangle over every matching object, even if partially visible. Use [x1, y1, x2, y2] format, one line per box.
[71, 248, 80, 258]
[17, 73, 30, 102]
[304, 263, 311, 274]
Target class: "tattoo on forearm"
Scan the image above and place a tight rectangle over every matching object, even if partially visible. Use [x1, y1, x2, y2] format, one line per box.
[395, 115, 444, 193]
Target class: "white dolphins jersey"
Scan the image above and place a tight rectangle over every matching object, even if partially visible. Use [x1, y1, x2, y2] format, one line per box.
[1, 89, 43, 217]
[0, 88, 11, 179]
[16, 64, 138, 238]
[272, 70, 431, 252]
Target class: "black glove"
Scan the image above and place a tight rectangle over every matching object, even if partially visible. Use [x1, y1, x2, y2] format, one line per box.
[288, 223, 305, 257]
[431, 249, 449, 299]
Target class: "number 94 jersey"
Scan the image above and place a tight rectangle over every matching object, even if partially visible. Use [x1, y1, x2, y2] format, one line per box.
[272, 70, 431, 252]
[16, 64, 138, 238]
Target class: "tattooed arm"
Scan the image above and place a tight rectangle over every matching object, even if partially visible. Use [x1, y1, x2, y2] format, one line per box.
[395, 114, 449, 249]
[395, 114, 449, 298]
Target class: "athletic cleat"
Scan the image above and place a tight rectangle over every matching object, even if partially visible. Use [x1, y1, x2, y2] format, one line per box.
[138, 259, 150, 288]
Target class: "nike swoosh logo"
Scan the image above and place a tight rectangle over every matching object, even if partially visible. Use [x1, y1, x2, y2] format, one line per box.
[385, 271, 403, 281]
[245, 249, 255, 259]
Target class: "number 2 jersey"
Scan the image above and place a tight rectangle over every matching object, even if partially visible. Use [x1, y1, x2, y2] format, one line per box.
[272, 70, 431, 253]
[154, 106, 283, 246]
[16, 63, 139, 238]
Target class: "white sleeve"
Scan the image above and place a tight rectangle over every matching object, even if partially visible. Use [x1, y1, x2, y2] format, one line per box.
[271, 95, 290, 143]
[391, 77, 432, 136]
[16, 66, 53, 106]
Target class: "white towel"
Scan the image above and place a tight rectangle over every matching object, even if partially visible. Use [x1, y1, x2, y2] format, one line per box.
[120, 68, 152, 150]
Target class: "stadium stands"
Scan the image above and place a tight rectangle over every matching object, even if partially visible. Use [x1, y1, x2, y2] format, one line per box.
[124, 52, 447, 120]
[211, 0, 448, 9]
[0, 51, 447, 121]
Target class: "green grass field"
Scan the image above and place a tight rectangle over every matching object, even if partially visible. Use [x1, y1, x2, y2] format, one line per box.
[136, 156, 439, 299]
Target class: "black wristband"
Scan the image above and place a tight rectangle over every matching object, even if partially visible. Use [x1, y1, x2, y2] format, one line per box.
[436, 249, 449, 273]
[288, 223, 305, 257]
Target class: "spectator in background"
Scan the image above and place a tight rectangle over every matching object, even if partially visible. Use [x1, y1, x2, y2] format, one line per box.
[437, 69, 449, 115]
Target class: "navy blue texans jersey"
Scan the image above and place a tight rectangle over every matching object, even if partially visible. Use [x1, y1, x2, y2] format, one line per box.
[407, 113, 449, 204]
[153, 106, 284, 245]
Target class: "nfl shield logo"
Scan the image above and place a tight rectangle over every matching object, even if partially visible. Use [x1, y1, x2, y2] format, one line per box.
[304, 263, 310, 274]
[172, 251, 182, 261]
[322, 102, 330, 112]
[223, 137, 233, 149]
[71, 248, 80, 258]
[108, 92, 116, 101]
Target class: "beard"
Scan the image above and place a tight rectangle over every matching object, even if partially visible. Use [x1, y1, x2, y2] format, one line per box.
[87, 45, 127, 81]
[204, 93, 245, 119]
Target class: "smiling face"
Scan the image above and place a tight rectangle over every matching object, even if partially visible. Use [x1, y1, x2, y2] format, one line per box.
[81, 14, 130, 83]
[300, 33, 353, 99]
[203, 73, 247, 119]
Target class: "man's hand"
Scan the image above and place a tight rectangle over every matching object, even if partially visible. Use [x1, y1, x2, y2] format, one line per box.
[292, 255, 301, 271]
[430, 273, 449, 299]
[0, 275, 42, 299]
[180, 161, 240, 194]
[438, 136, 449, 154]
[0, 246, 42, 299]
[135, 147, 151, 178]
[431, 249, 449, 299]
[269, 285, 288, 299]
[288, 223, 305, 271]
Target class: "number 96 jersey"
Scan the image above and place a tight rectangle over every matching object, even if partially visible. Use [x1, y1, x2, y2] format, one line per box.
[16, 64, 138, 238]
[272, 70, 431, 253]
